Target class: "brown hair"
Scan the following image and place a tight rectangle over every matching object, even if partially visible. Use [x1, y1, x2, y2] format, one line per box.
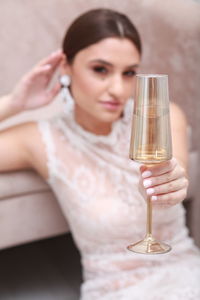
[62, 8, 142, 64]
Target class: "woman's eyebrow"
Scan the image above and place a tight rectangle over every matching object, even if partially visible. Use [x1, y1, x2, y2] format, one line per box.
[89, 59, 113, 66]
[127, 64, 139, 69]
[89, 59, 139, 68]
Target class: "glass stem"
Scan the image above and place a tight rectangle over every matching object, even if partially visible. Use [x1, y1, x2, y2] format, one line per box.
[146, 195, 152, 237]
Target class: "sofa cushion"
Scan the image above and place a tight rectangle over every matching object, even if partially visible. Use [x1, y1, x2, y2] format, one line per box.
[0, 191, 69, 249]
[0, 170, 49, 200]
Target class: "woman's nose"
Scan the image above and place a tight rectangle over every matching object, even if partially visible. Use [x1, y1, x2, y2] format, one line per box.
[108, 75, 124, 98]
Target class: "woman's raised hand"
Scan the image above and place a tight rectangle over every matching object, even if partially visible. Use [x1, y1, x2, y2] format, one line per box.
[10, 50, 64, 113]
[140, 158, 189, 207]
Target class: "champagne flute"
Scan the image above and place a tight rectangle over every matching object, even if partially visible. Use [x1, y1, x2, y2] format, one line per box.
[127, 74, 172, 254]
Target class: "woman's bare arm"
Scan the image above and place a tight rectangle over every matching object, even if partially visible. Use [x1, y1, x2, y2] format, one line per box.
[0, 122, 48, 179]
[0, 50, 64, 122]
[0, 50, 64, 178]
[170, 102, 188, 171]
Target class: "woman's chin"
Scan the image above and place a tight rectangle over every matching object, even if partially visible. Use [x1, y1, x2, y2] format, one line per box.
[100, 111, 123, 123]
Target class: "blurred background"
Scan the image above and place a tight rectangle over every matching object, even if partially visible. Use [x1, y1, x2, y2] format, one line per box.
[0, 0, 200, 299]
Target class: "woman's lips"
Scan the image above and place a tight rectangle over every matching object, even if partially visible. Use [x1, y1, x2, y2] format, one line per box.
[99, 100, 121, 111]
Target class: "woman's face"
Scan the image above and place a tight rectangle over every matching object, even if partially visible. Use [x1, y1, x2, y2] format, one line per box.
[66, 37, 141, 134]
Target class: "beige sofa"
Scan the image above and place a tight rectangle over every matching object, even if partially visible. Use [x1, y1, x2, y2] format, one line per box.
[0, 170, 69, 249]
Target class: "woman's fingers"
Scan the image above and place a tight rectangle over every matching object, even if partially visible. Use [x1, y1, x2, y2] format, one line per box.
[141, 158, 177, 178]
[22, 61, 61, 90]
[139, 158, 188, 206]
[151, 188, 188, 206]
[18, 50, 65, 93]
[37, 49, 64, 67]
[24, 50, 64, 83]
[10, 50, 65, 112]
[145, 177, 188, 196]
[19, 64, 52, 87]
[142, 164, 185, 188]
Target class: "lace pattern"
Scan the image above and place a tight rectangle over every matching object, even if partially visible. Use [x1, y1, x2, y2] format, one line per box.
[37, 97, 200, 299]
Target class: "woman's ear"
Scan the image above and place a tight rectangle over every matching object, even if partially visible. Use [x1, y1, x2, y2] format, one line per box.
[60, 55, 72, 76]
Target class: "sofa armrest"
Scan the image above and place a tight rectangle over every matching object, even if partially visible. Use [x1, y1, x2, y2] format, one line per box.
[0, 170, 49, 200]
[0, 170, 69, 250]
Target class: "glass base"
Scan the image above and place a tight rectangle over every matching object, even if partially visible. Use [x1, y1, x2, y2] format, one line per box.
[127, 236, 171, 254]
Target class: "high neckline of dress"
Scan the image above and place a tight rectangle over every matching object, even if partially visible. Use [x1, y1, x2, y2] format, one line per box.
[60, 92, 133, 145]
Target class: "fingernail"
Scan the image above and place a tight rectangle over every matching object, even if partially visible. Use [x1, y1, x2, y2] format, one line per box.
[151, 196, 158, 201]
[147, 188, 155, 195]
[43, 64, 52, 70]
[143, 179, 152, 188]
[142, 171, 152, 178]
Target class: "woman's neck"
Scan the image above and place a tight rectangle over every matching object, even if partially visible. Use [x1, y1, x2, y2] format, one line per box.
[74, 106, 112, 136]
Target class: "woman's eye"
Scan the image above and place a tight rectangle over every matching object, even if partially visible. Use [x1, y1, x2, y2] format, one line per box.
[93, 66, 108, 74]
[123, 70, 136, 77]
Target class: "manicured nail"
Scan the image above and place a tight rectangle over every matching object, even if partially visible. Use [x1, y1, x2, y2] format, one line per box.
[146, 188, 155, 195]
[151, 196, 158, 201]
[143, 179, 152, 188]
[142, 171, 152, 178]
[43, 64, 52, 70]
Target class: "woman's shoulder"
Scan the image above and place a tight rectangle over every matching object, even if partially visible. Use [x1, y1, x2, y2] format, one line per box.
[170, 102, 187, 124]
[18, 121, 51, 179]
[0, 121, 50, 179]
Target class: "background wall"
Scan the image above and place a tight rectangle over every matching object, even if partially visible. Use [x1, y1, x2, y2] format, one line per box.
[0, 0, 200, 243]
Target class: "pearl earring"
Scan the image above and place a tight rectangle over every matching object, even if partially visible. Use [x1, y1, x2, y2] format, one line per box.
[60, 74, 71, 88]
[59, 74, 74, 112]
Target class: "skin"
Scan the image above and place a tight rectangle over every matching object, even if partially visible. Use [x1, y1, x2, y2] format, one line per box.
[64, 38, 140, 135]
[0, 38, 188, 207]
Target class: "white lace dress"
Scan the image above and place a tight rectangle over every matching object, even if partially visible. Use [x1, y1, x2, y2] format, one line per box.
[38, 99, 200, 300]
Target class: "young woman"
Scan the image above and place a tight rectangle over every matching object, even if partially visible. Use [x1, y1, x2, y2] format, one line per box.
[0, 8, 199, 300]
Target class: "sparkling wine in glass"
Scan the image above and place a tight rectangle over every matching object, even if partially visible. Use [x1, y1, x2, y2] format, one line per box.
[127, 74, 172, 254]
